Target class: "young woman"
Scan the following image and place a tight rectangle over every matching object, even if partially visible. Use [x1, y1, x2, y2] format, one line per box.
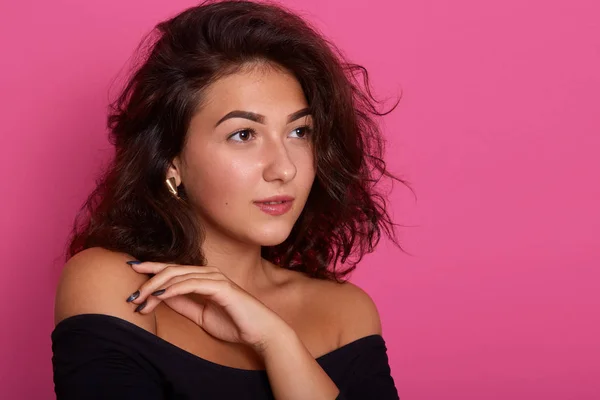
[52, 1, 408, 398]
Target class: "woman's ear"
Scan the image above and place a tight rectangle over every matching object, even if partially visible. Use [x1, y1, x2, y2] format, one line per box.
[166, 157, 182, 186]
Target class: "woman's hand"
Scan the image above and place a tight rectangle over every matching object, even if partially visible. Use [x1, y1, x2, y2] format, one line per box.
[125, 261, 286, 353]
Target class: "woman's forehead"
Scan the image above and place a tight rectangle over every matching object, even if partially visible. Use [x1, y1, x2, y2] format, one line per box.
[193, 68, 309, 125]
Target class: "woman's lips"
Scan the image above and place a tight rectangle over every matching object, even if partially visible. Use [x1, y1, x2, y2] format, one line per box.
[253, 200, 294, 216]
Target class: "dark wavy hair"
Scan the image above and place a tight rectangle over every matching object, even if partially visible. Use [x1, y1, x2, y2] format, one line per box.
[67, 0, 413, 282]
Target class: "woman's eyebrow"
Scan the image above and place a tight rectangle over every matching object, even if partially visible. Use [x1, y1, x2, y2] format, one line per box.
[214, 107, 311, 127]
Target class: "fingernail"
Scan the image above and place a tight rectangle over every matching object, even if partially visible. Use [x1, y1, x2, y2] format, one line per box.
[135, 300, 147, 313]
[126, 260, 141, 265]
[126, 290, 140, 302]
[151, 289, 166, 296]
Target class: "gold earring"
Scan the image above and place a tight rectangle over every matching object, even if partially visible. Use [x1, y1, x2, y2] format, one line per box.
[165, 177, 179, 197]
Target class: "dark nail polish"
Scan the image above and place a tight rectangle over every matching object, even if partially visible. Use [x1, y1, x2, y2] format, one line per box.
[126, 290, 140, 302]
[151, 289, 166, 296]
[135, 300, 147, 312]
[126, 260, 141, 265]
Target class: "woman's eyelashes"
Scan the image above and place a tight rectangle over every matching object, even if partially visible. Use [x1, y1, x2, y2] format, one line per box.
[228, 128, 255, 142]
[227, 126, 313, 143]
[290, 126, 313, 139]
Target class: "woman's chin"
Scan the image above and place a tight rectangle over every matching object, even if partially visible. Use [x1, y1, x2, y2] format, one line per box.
[249, 227, 294, 247]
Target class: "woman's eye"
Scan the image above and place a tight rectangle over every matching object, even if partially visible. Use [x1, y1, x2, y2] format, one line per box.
[228, 126, 312, 142]
[228, 129, 255, 142]
[290, 126, 313, 139]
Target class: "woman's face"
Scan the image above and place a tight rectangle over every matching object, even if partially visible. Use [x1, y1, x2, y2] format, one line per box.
[171, 64, 316, 247]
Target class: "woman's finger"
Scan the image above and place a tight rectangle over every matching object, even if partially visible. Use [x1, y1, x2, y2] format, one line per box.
[154, 279, 228, 302]
[128, 261, 219, 276]
[130, 272, 225, 306]
[163, 296, 206, 326]
[125, 263, 220, 303]
[135, 278, 226, 315]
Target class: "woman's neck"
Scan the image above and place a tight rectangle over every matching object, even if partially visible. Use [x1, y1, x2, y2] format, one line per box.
[200, 238, 274, 294]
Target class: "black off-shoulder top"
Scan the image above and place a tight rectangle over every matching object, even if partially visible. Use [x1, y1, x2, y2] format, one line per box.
[51, 314, 400, 399]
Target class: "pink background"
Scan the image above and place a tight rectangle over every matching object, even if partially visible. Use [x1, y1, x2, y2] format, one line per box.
[1, 0, 599, 398]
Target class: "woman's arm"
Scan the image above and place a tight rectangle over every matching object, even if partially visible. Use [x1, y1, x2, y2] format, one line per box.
[257, 281, 396, 400]
[123, 259, 398, 399]
[258, 323, 341, 400]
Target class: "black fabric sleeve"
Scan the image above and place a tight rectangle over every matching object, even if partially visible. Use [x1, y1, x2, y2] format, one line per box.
[51, 315, 165, 400]
[326, 335, 400, 400]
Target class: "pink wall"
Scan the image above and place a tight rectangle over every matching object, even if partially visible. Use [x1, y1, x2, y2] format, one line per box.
[1, 0, 598, 398]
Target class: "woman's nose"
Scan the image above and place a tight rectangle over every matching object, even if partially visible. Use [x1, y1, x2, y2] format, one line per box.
[262, 140, 297, 183]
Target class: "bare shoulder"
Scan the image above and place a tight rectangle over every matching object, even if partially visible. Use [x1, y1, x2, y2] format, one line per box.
[54, 247, 155, 332]
[305, 278, 383, 346]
